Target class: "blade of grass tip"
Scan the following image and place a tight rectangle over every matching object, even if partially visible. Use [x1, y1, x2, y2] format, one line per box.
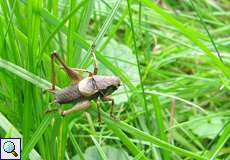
[22, 113, 56, 159]
[88, 104, 206, 160]
[208, 121, 230, 160]
[108, 124, 149, 160]
[0, 113, 41, 160]
[69, 132, 85, 160]
[90, 135, 108, 160]
[140, 0, 230, 79]
[189, 0, 223, 63]
[80, 0, 122, 67]
[127, 0, 149, 118]
[152, 95, 171, 160]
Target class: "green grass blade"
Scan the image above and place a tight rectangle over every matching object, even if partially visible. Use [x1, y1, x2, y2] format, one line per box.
[127, 0, 149, 118]
[189, 0, 223, 63]
[90, 135, 108, 160]
[133, 151, 145, 160]
[209, 121, 230, 160]
[94, 0, 122, 45]
[69, 132, 85, 160]
[108, 124, 149, 160]
[66, 0, 77, 65]
[152, 95, 170, 160]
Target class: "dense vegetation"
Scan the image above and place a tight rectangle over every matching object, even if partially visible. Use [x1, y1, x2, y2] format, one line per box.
[0, 0, 230, 159]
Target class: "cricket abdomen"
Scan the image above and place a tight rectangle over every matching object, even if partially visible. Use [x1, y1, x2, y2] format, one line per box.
[55, 84, 84, 104]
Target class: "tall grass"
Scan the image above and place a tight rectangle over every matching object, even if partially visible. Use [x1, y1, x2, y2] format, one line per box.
[0, 0, 229, 160]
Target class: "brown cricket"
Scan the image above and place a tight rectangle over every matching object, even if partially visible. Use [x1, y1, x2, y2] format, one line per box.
[46, 44, 121, 121]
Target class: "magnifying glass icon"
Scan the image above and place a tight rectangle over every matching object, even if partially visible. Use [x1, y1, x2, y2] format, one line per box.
[3, 141, 18, 157]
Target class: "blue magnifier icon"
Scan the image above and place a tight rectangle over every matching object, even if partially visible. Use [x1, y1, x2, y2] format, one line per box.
[3, 141, 18, 157]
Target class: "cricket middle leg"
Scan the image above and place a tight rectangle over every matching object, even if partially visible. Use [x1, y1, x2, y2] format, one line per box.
[102, 96, 116, 119]
[96, 100, 101, 122]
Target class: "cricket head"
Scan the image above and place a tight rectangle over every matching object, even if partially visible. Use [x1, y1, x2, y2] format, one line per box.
[78, 75, 121, 97]
[108, 76, 121, 88]
[97, 76, 121, 96]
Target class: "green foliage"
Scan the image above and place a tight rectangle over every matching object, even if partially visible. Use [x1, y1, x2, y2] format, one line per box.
[0, 0, 230, 160]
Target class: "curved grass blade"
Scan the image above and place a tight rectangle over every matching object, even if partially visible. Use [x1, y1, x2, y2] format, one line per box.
[152, 95, 170, 160]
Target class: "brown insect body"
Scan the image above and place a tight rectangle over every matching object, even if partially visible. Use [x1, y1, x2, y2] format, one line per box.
[47, 48, 120, 119]
[55, 75, 120, 104]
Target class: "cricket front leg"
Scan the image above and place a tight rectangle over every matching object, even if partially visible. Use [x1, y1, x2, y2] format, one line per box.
[90, 44, 98, 75]
[61, 100, 91, 116]
[102, 96, 116, 119]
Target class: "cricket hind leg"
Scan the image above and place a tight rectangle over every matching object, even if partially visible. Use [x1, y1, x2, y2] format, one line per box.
[51, 51, 82, 85]
[102, 96, 117, 119]
[61, 101, 91, 116]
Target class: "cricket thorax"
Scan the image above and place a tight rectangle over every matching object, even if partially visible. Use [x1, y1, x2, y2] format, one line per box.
[78, 75, 121, 97]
